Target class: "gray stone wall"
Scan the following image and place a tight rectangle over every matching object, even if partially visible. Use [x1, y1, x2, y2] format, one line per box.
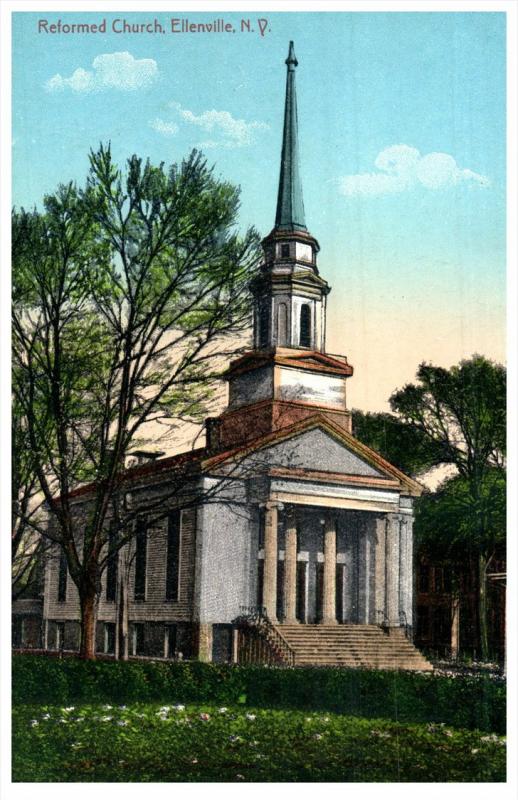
[246, 428, 385, 477]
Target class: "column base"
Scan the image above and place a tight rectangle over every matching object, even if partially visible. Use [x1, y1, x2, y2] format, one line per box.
[282, 617, 299, 625]
[322, 618, 338, 625]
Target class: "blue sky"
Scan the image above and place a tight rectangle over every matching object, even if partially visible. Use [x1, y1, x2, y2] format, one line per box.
[12, 10, 506, 411]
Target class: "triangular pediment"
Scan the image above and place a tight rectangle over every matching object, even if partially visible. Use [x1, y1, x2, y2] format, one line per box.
[204, 415, 423, 496]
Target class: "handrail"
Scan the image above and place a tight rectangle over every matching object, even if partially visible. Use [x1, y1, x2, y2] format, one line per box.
[235, 607, 295, 666]
[399, 610, 412, 639]
[376, 610, 390, 631]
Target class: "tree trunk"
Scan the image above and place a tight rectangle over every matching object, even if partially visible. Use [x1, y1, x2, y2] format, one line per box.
[450, 592, 460, 660]
[79, 587, 98, 659]
[478, 553, 489, 662]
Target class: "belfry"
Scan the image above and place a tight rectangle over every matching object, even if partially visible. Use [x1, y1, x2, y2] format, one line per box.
[39, 43, 432, 670]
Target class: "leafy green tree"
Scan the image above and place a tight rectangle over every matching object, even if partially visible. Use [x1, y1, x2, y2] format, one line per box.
[390, 356, 506, 659]
[351, 410, 443, 476]
[12, 145, 260, 658]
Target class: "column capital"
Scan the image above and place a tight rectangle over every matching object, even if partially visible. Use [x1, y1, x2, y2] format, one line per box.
[263, 500, 284, 512]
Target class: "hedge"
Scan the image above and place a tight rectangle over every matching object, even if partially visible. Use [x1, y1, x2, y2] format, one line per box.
[12, 655, 505, 733]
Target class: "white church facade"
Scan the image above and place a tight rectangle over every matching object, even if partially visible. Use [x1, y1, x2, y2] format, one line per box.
[41, 43, 431, 671]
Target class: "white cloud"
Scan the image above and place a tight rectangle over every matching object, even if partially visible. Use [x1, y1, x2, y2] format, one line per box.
[338, 144, 489, 196]
[45, 52, 158, 93]
[170, 102, 268, 148]
[149, 118, 179, 136]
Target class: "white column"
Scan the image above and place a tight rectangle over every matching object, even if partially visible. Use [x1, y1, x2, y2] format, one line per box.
[374, 515, 386, 625]
[385, 514, 401, 626]
[399, 516, 413, 627]
[283, 510, 298, 623]
[263, 502, 279, 622]
[323, 515, 337, 624]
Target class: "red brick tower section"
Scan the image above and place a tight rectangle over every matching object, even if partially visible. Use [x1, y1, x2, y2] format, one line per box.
[206, 348, 354, 451]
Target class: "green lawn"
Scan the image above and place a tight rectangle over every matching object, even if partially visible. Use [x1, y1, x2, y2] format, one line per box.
[13, 702, 506, 782]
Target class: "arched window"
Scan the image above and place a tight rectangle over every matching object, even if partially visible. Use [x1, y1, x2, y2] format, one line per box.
[259, 303, 269, 348]
[299, 304, 311, 347]
[277, 303, 287, 346]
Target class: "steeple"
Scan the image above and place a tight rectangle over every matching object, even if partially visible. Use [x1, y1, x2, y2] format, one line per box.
[275, 41, 306, 231]
[204, 42, 354, 453]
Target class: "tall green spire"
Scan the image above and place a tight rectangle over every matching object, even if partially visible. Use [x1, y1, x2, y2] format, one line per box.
[275, 41, 307, 232]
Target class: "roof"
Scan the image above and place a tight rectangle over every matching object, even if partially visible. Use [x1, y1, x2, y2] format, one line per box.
[202, 413, 423, 497]
[275, 41, 306, 232]
[224, 348, 354, 380]
[59, 412, 422, 503]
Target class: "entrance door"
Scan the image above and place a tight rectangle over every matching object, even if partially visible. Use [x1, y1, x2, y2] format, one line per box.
[296, 561, 307, 622]
[277, 560, 285, 621]
[212, 624, 233, 663]
[336, 564, 345, 623]
[315, 562, 324, 621]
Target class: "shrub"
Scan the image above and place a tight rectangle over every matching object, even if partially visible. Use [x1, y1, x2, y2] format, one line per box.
[12, 655, 505, 733]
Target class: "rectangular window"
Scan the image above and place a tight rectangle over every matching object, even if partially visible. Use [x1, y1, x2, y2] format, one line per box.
[106, 521, 118, 603]
[257, 560, 264, 609]
[281, 243, 290, 258]
[166, 510, 181, 601]
[132, 623, 145, 656]
[134, 519, 147, 601]
[104, 622, 116, 654]
[57, 550, 67, 602]
[164, 624, 177, 659]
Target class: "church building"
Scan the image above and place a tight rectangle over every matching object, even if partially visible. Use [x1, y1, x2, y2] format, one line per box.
[40, 43, 432, 671]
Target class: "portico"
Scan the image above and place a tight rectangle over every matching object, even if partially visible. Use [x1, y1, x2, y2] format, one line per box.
[257, 495, 414, 630]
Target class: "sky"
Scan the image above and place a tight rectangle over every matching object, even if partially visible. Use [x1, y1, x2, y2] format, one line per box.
[12, 10, 506, 417]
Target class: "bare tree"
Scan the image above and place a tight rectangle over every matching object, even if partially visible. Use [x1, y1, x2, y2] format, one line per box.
[12, 145, 260, 658]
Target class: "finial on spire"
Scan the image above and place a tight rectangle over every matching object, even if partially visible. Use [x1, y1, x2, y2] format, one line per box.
[285, 41, 298, 69]
[275, 42, 306, 232]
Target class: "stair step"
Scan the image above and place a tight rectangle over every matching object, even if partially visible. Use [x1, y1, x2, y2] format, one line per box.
[270, 623, 433, 672]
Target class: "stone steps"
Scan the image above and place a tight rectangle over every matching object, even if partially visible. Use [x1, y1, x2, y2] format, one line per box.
[275, 624, 433, 671]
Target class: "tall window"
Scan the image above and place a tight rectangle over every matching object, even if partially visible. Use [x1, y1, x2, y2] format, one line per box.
[299, 304, 311, 347]
[258, 303, 269, 348]
[106, 520, 118, 602]
[134, 518, 147, 601]
[57, 549, 67, 602]
[277, 303, 287, 345]
[166, 510, 181, 601]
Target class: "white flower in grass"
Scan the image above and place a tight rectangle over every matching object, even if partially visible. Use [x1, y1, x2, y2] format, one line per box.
[159, 706, 171, 712]
[42, 713, 51, 720]
[117, 720, 129, 727]
[219, 707, 228, 714]
[59, 718, 69, 724]
[471, 748, 479, 754]
[191, 758, 198, 764]
[173, 704, 185, 711]
[245, 713, 256, 721]
[71, 742, 82, 749]
[101, 716, 113, 722]
[199, 712, 211, 721]
[119, 705, 127, 710]
[103, 705, 113, 710]
[236, 774, 245, 780]
[63, 706, 75, 712]
[313, 733, 323, 740]
[30, 719, 39, 727]
[444, 730, 453, 737]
